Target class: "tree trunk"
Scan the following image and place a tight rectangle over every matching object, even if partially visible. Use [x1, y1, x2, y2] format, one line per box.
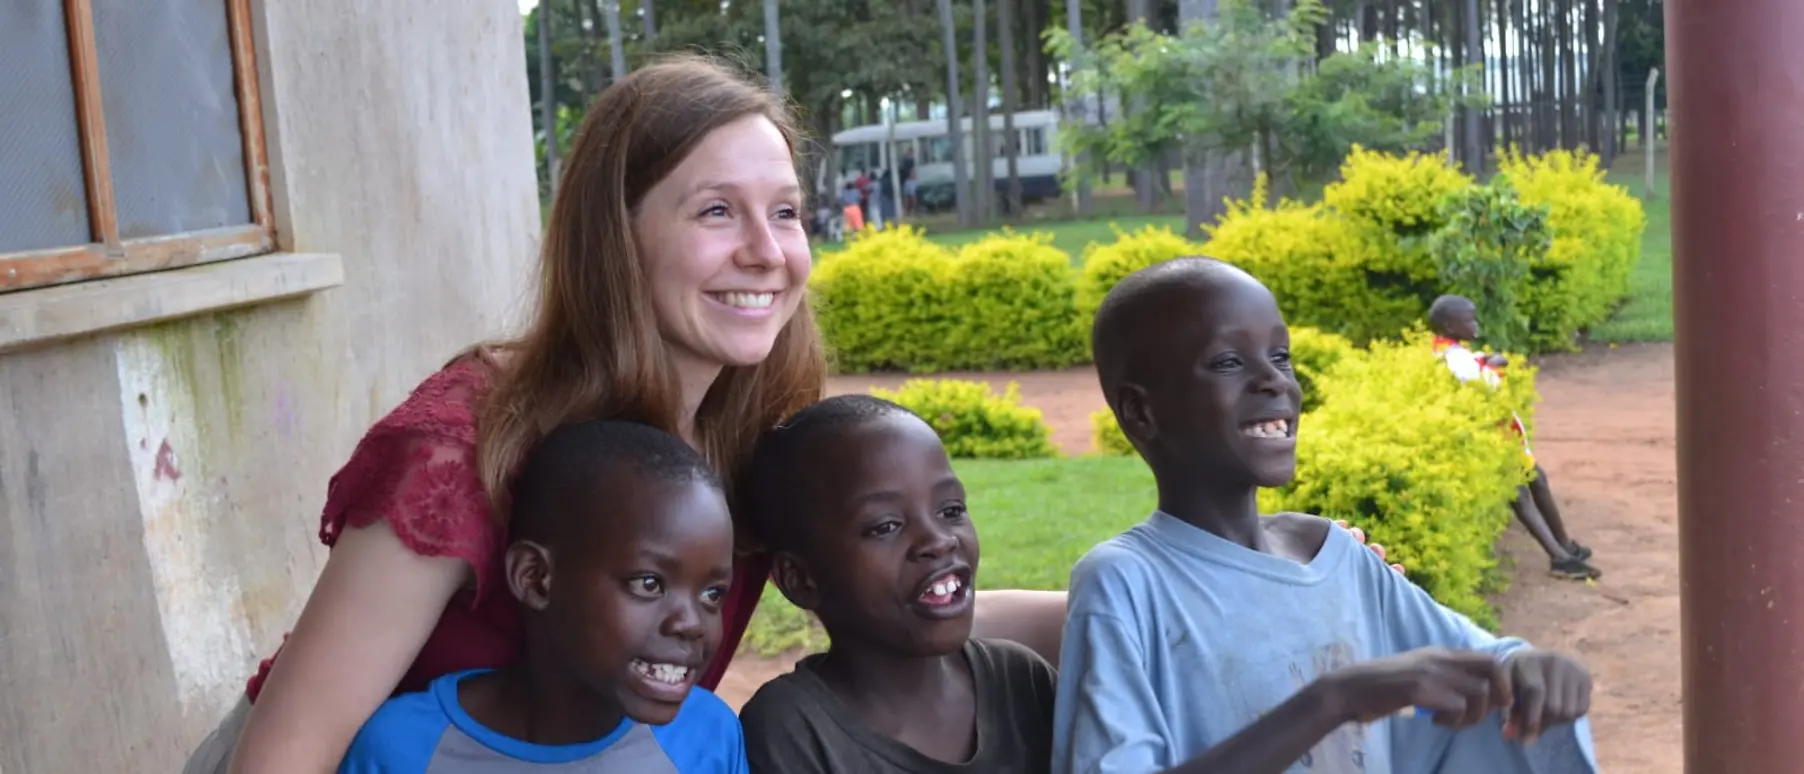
[1583, 0, 1599, 149]
[938, 0, 973, 227]
[1177, 0, 1236, 237]
[1496, 0, 1512, 148]
[538, 5, 560, 190]
[641, 0, 655, 40]
[763, 0, 783, 94]
[999, 0, 1023, 215]
[973, 0, 995, 223]
[916, 97, 933, 121]
[1023, 0, 1048, 108]
[1127, 0, 1157, 212]
[1557, 0, 1576, 147]
[1599, 0, 1620, 164]
[1462, 0, 1484, 172]
[1540, 0, 1558, 151]
[604, 0, 627, 81]
[1064, 0, 1092, 215]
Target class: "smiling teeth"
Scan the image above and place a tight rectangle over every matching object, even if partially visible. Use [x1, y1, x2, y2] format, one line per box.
[631, 659, 691, 685]
[1243, 420, 1290, 439]
[719, 292, 775, 309]
[923, 575, 963, 599]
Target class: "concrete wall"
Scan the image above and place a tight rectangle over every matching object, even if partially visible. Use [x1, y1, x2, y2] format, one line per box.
[0, 1, 540, 770]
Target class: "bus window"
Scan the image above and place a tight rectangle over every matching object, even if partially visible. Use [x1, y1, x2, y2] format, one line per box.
[1024, 128, 1046, 156]
[926, 136, 956, 164]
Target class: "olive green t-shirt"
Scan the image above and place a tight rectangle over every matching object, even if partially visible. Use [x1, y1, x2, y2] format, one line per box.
[738, 638, 1057, 774]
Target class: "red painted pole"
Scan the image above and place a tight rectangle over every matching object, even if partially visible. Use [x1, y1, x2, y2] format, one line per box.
[1668, 1, 1804, 771]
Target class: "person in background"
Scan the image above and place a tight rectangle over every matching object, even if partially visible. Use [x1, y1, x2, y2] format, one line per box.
[1427, 294, 1600, 581]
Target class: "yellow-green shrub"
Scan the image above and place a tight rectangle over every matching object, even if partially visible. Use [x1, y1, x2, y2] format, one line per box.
[871, 379, 1059, 459]
[1207, 192, 1424, 345]
[1322, 146, 1472, 237]
[1497, 147, 1646, 351]
[1091, 408, 1134, 456]
[1090, 326, 1361, 455]
[946, 232, 1088, 369]
[1288, 326, 1361, 412]
[813, 227, 1086, 373]
[1258, 332, 1537, 626]
[811, 226, 957, 373]
[1075, 224, 1207, 347]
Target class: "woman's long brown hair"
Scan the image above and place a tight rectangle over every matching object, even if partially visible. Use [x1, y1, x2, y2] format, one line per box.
[473, 54, 825, 524]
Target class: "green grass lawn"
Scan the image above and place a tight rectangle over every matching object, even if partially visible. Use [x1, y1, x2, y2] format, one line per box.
[1590, 154, 1674, 343]
[737, 455, 1156, 657]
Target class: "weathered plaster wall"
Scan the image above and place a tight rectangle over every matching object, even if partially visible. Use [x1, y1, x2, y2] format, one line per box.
[0, 0, 539, 769]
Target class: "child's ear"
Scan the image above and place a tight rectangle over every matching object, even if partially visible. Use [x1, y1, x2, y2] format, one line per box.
[1114, 383, 1156, 445]
[769, 552, 822, 612]
[505, 540, 554, 612]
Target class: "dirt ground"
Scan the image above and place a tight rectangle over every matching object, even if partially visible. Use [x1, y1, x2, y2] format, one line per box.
[719, 344, 1682, 771]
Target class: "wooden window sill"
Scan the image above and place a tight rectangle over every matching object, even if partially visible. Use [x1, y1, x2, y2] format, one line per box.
[0, 252, 344, 355]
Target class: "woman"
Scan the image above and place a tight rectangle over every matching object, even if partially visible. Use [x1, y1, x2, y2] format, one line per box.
[192, 55, 1391, 773]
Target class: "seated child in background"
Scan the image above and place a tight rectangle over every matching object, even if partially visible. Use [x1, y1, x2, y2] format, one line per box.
[338, 420, 748, 773]
[1427, 294, 1600, 581]
[737, 395, 1057, 773]
[1053, 258, 1598, 774]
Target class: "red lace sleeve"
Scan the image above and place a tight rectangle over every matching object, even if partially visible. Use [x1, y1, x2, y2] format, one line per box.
[317, 357, 504, 605]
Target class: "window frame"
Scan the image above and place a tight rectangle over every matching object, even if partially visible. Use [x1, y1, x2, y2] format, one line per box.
[1, 0, 274, 294]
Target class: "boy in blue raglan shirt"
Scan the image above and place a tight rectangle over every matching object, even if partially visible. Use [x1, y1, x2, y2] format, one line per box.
[1054, 258, 1599, 774]
[339, 420, 747, 773]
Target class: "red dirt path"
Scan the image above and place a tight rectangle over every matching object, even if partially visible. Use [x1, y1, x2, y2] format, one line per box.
[718, 344, 1682, 772]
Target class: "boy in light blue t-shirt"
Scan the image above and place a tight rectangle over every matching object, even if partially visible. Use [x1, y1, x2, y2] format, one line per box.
[1055, 258, 1599, 774]
[339, 420, 747, 773]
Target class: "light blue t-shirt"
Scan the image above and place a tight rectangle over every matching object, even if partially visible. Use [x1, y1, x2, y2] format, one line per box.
[339, 668, 749, 773]
[1053, 512, 1599, 774]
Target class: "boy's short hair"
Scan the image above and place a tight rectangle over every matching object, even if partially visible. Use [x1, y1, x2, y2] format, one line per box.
[509, 420, 721, 547]
[1092, 256, 1239, 411]
[1427, 294, 1475, 331]
[741, 394, 920, 554]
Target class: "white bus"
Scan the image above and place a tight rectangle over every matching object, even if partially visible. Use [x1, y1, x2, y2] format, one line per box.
[829, 109, 1066, 213]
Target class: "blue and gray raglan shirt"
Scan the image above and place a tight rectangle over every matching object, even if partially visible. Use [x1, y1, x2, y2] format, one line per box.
[339, 668, 749, 773]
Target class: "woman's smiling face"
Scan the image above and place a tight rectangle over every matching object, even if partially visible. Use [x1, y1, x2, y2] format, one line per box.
[632, 114, 812, 376]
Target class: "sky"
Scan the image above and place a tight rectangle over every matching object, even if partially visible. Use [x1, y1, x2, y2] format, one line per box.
[519, 0, 536, 13]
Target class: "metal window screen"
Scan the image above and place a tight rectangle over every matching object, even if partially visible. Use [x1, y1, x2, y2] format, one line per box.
[0, 1, 96, 254]
[92, 0, 252, 241]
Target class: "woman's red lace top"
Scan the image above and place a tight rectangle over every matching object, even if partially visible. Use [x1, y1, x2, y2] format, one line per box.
[243, 356, 769, 702]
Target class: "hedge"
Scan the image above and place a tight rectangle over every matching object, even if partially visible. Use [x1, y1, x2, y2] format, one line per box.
[813, 228, 1085, 373]
[812, 148, 1643, 373]
[1091, 330, 1538, 626]
[1260, 332, 1539, 627]
[869, 378, 1060, 459]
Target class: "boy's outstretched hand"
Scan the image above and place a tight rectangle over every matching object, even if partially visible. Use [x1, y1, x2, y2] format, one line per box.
[1318, 648, 1510, 728]
[1499, 649, 1592, 743]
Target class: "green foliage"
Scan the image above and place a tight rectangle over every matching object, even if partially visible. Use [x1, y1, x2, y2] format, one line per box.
[1074, 224, 1207, 346]
[1048, 0, 1482, 216]
[1323, 146, 1474, 238]
[1282, 45, 1488, 186]
[1090, 407, 1135, 456]
[1287, 326, 1361, 412]
[948, 232, 1089, 370]
[811, 226, 958, 373]
[870, 379, 1059, 459]
[1259, 332, 1538, 627]
[1207, 175, 1424, 344]
[814, 228, 1086, 373]
[1424, 175, 1553, 355]
[1497, 147, 1647, 351]
[1203, 148, 1643, 353]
